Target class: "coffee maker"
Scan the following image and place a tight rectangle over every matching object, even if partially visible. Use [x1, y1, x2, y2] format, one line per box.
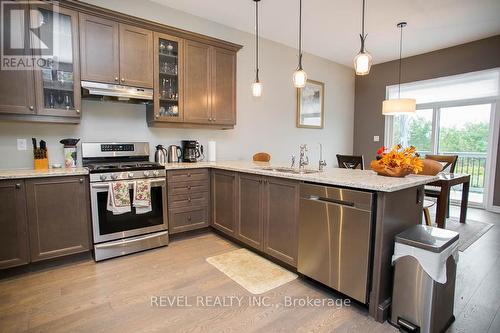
[181, 140, 203, 162]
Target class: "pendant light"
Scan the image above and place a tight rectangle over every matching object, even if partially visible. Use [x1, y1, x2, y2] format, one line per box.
[354, 0, 372, 75]
[251, 0, 262, 97]
[292, 0, 307, 88]
[382, 22, 416, 115]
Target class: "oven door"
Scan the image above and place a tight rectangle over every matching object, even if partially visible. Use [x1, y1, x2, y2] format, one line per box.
[90, 178, 168, 243]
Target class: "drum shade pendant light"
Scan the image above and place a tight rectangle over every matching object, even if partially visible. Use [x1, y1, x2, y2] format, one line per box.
[354, 0, 372, 75]
[292, 0, 307, 88]
[251, 0, 262, 97]
[382, 22, 416, 115]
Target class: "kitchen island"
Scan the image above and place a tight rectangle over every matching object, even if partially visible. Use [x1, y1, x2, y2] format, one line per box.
[164, 161, 438, 322]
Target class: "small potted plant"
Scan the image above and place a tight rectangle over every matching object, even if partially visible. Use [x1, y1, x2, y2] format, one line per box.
[370, 144, 423, 177]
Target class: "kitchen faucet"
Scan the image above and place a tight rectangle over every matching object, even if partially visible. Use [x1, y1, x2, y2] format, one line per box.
[299, 144, 309, 171]
[318, 143, 327, 171]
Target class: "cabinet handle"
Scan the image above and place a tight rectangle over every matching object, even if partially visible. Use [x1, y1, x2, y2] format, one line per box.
[188, 197, 191, 202]
[15, 183, 21, 189]
[187, 173, 191, 177]
[213, 118, 216, 121]
[187, 216, 192, 221]
[76, 109, 80, 114]
[115, 77, 119, 82]
[29, 106, 34, 111]
[79, 178, 84, 183]
[208, 117, 212, 121]
[121, 78, 125, 82]
[187, 185, 191, 190]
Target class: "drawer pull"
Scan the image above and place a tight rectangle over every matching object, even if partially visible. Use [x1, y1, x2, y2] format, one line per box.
[187, 216, 192, 221]
[188, 197, 192, 202]
[187, 185, 191, 190]
[187, 173, 192, 177]
[15, 183, 21, 189]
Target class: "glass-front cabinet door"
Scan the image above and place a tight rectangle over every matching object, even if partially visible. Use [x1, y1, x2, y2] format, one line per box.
[33, 6, 81, 118]
[152, 32, 183, 122]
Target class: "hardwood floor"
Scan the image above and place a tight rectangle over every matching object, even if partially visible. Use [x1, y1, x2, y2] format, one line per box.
[0, 207, 498, 333]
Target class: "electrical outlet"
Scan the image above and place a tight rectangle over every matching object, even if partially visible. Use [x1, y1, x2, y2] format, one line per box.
[373, 136, 380, 142]
[17, 139, 27, 151]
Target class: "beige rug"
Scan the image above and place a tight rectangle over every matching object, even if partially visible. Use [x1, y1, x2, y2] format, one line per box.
[206, 248, 298, 294]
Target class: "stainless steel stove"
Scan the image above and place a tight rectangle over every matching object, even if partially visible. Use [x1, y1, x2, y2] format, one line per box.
[82, 142, 168, 261]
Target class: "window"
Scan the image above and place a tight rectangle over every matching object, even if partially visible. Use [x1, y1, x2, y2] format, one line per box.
[385, 68, 500, 206]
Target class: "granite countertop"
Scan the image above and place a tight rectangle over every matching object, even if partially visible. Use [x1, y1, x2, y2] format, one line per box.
[0, 167, 89, 180]
[162, 160, 439, 192]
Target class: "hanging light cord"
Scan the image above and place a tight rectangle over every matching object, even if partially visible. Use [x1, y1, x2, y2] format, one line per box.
[359, 0, 366, 52]
[298, 0, 303, 69]
[398, 24, 403, 98]
[255, 0, 259, 81]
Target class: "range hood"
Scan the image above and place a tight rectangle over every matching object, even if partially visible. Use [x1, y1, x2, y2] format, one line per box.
[81, 81, 153, 103]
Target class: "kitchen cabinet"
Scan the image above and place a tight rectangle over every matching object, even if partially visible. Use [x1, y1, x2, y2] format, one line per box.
[79, 14, 120, 84]
[211, 47, 236, 125]
[35, 6, 81, 118]
[25, 176, 91, 262]
[0, 181, 29, 269]
[237, 173, 264, 249]
[183, 40, 212, 124]
[119, 24, 153, 88]
[0, 6, 80, 122]
[263, 177, 300, 266]
[80, 15, 153, 88]
[148, 32, 184, 123]
[167, 169, 209, 234]
[211, 169, 237, 235]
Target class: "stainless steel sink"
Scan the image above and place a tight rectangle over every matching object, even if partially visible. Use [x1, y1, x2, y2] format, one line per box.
[258, 166, 319, 174]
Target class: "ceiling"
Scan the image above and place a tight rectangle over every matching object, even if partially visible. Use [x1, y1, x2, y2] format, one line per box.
[150, 0, 500, 67]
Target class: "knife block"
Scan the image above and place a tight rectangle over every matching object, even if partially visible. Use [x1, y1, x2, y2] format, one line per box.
[34, 149, 49, 170]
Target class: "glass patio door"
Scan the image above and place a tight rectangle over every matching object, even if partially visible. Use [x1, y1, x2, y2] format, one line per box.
[437, 103, 493, 205]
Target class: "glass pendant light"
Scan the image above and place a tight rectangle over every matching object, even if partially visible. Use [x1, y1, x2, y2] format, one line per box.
[354, 0, 372, 75]
[252, 0, 262, 97]
[382, 22, 416, 115]
[293, 0, 307, 88]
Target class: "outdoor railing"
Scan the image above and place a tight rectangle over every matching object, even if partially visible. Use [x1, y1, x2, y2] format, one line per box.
[418, 152, 487, 192]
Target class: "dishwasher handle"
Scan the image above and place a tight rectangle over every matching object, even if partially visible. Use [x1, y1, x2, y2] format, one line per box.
[305, 195, 355, 207]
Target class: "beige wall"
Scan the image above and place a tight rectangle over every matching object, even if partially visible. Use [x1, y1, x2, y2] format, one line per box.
[0, 0, 355, 169]
[354, 35, 500, 206]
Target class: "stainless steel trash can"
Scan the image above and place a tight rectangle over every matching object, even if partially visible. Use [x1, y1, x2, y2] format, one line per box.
[390, 225, 459, 333]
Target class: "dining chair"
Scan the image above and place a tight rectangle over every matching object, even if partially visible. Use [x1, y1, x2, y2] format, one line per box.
[253, 152, 271, 162]
[336, 154, 364, 170]
[424, 154, 459, 218]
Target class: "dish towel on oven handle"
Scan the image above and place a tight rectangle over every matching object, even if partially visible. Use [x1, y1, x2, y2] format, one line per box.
[107, 181, 131, 215]
[133, 180, 152, 214]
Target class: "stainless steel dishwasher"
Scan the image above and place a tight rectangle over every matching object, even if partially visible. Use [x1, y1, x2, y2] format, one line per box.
[297, 183, 374, 303]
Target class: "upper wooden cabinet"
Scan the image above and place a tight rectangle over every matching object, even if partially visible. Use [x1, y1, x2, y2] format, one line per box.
[79, 14, 120, 84]
[80, 15, 153, 88]
[119, 24, 153, 88]
[151, 40, 237, 128]
[184, 40, 212, 124]
[0, 181, 29, 269]
[211, 47, 236, 126]
[0, 6, 80, 122]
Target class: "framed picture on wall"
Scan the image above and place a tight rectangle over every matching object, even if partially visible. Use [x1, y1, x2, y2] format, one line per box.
[296, 79, 324, 129]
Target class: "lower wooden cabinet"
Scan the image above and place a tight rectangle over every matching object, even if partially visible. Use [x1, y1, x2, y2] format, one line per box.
[25, 176, 91, 262]
[237, 173, 264, 250]
[213, 171, 300, 267]
[262, 177, 300, 266]
[211, 169, 237, 235]
[0, 181, 29, 269]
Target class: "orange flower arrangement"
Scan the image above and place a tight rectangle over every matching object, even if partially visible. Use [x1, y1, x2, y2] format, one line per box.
[370, 144, 424, 177]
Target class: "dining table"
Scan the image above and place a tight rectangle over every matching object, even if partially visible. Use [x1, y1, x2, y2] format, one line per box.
[427, 173, 471, 228]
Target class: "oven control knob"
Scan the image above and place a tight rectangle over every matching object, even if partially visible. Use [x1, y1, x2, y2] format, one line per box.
[111, 173, 118, 180]
[143, 171, 150, 177]
[128, 172, 134, 179]
[153, 170, 159, 177]
[100, 174, 107, 181]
